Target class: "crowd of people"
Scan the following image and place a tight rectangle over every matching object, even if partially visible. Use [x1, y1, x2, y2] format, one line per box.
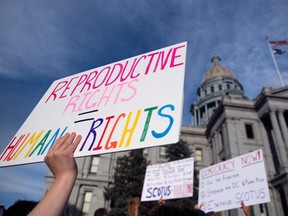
[3, 132, 252, 216]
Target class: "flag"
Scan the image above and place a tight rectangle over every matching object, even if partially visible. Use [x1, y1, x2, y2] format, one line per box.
[269, 40, 288, 47]
[273, 48, 286, 55]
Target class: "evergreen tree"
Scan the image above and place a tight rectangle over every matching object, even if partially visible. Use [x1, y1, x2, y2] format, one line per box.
[165, 139, 199, 208]
[165, 139, 192, 162]
[104, 149, 152, 216]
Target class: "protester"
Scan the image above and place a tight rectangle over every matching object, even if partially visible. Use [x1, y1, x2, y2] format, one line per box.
[148, 201, 206, 216]
[94, 208, 109, 216]
[3, 200, 38, 216]
[149, 198, 206, 216]
[4, 131, 254, 216]
[158, 196, 165, 206]
[194, 203, 214, 216]
[27, 132, 82, 216]
[194, 201, 252, 216]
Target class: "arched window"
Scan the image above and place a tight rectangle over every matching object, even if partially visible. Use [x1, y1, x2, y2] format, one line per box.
[218, 84, 222, 91]
[211, 86, 214, 93]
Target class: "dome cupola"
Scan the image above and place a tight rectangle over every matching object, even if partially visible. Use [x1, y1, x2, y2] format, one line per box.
[202, 55, 236, 84]
[191, 55, 246, 126]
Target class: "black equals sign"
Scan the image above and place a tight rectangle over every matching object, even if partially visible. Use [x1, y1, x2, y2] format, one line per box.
[74, 109, 98, 123]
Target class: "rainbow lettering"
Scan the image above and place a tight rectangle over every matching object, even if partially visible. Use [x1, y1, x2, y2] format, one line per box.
[0, 42, 187, 167]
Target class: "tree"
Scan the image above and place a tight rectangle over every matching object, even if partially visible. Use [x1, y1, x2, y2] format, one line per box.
[104, 149, 152, 216]
[165, 139, 192, 162]
[165, 139, 199, 208]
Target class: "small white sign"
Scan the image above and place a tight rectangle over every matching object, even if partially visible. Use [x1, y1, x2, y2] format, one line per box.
[198, 149, 270, 213]
[141, 157, 194, 202]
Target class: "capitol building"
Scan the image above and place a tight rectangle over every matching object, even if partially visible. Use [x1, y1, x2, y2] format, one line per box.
[45, 55, 288, 216]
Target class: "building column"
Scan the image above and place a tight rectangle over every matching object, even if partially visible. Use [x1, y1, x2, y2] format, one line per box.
[269, 109, 288, 166]
[205, 104, 208, 123]
[277, 109, 288, 148]
[216, 132, 223, 162]
[193, 108, 197, 126]
[76, 189, 85, 213]
[211, 135, 217, 163]
[83, 156, 92, 178]
[258, 120, 276, 177]
[194, 108, 198, 126]
[222, 124, 230, 159]
[197, 109, 201, 126]
[233, 117, 242, 155]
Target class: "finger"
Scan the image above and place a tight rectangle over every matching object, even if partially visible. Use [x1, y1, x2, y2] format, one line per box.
[64, 134, 82, 154]
[57, 132, 77, 151]
[49, 133, 71, 152]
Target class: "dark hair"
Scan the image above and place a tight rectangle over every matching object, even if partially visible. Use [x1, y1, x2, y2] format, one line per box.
[94, 208, 108, 216]
[4, 200, 38, 216]
[148, 202, 206, 216]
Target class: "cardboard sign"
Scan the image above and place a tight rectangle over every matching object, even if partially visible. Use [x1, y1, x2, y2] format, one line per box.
[198, 149, 270, 213]
[0, 42, 187, 167]
[128, 197, 140, 216]
[141, 157, 194, 201]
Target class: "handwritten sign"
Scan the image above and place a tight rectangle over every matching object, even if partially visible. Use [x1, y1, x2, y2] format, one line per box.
[198, 149, 270, 213]
[0, 42, 187, 167]
[141, 157, 194, 201]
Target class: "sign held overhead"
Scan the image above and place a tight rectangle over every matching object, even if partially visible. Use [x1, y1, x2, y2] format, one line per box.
[0, 42, 187, 167]
[141, 157, 194, 202]
[198, 149, 270, 213]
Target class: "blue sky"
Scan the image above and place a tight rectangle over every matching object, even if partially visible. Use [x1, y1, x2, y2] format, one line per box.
[1, 0, 288, 208]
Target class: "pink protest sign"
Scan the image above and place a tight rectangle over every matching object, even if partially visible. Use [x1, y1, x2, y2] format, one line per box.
[0, 42, 187, 167]
[198, 149, 270, 213]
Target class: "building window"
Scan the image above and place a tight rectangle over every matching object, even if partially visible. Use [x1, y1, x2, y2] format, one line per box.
[245, 123, 254, 139]
[159, 147, 166, 157]
[90, 156, 100, 174]
[218, 84, 222, 91]
[211, 86, 214, 93]
[143, 148, 148, 156]
[279, 187, 288, 214]
[227, 84, 230, 90]
[195, 148, 203, 161]
[82, 191, 93, 214]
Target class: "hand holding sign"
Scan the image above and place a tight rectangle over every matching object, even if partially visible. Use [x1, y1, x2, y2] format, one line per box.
[44, 132, 82, 180]
[29, 132, 82, 216]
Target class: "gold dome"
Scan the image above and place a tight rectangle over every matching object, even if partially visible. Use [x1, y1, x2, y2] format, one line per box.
[201, 55, 236, 84]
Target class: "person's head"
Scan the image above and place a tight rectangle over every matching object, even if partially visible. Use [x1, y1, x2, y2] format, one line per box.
[94, 208, 108, 216]
[4, 200, 38, 216]
[148, 202, 206, 216]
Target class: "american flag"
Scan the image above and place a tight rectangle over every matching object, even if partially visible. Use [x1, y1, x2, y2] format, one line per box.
[269, 40, 288, 47]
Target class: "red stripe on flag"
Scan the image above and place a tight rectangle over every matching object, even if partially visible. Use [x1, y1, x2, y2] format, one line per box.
[269, 40, 288, 47]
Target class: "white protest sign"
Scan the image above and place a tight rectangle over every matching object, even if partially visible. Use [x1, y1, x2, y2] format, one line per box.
[0, 42, 187, 167]
[198, 149, 270, 213]
[141, 157, 194, 201]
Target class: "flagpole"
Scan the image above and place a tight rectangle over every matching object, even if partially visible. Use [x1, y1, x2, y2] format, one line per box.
[265, 37, 285, 87]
